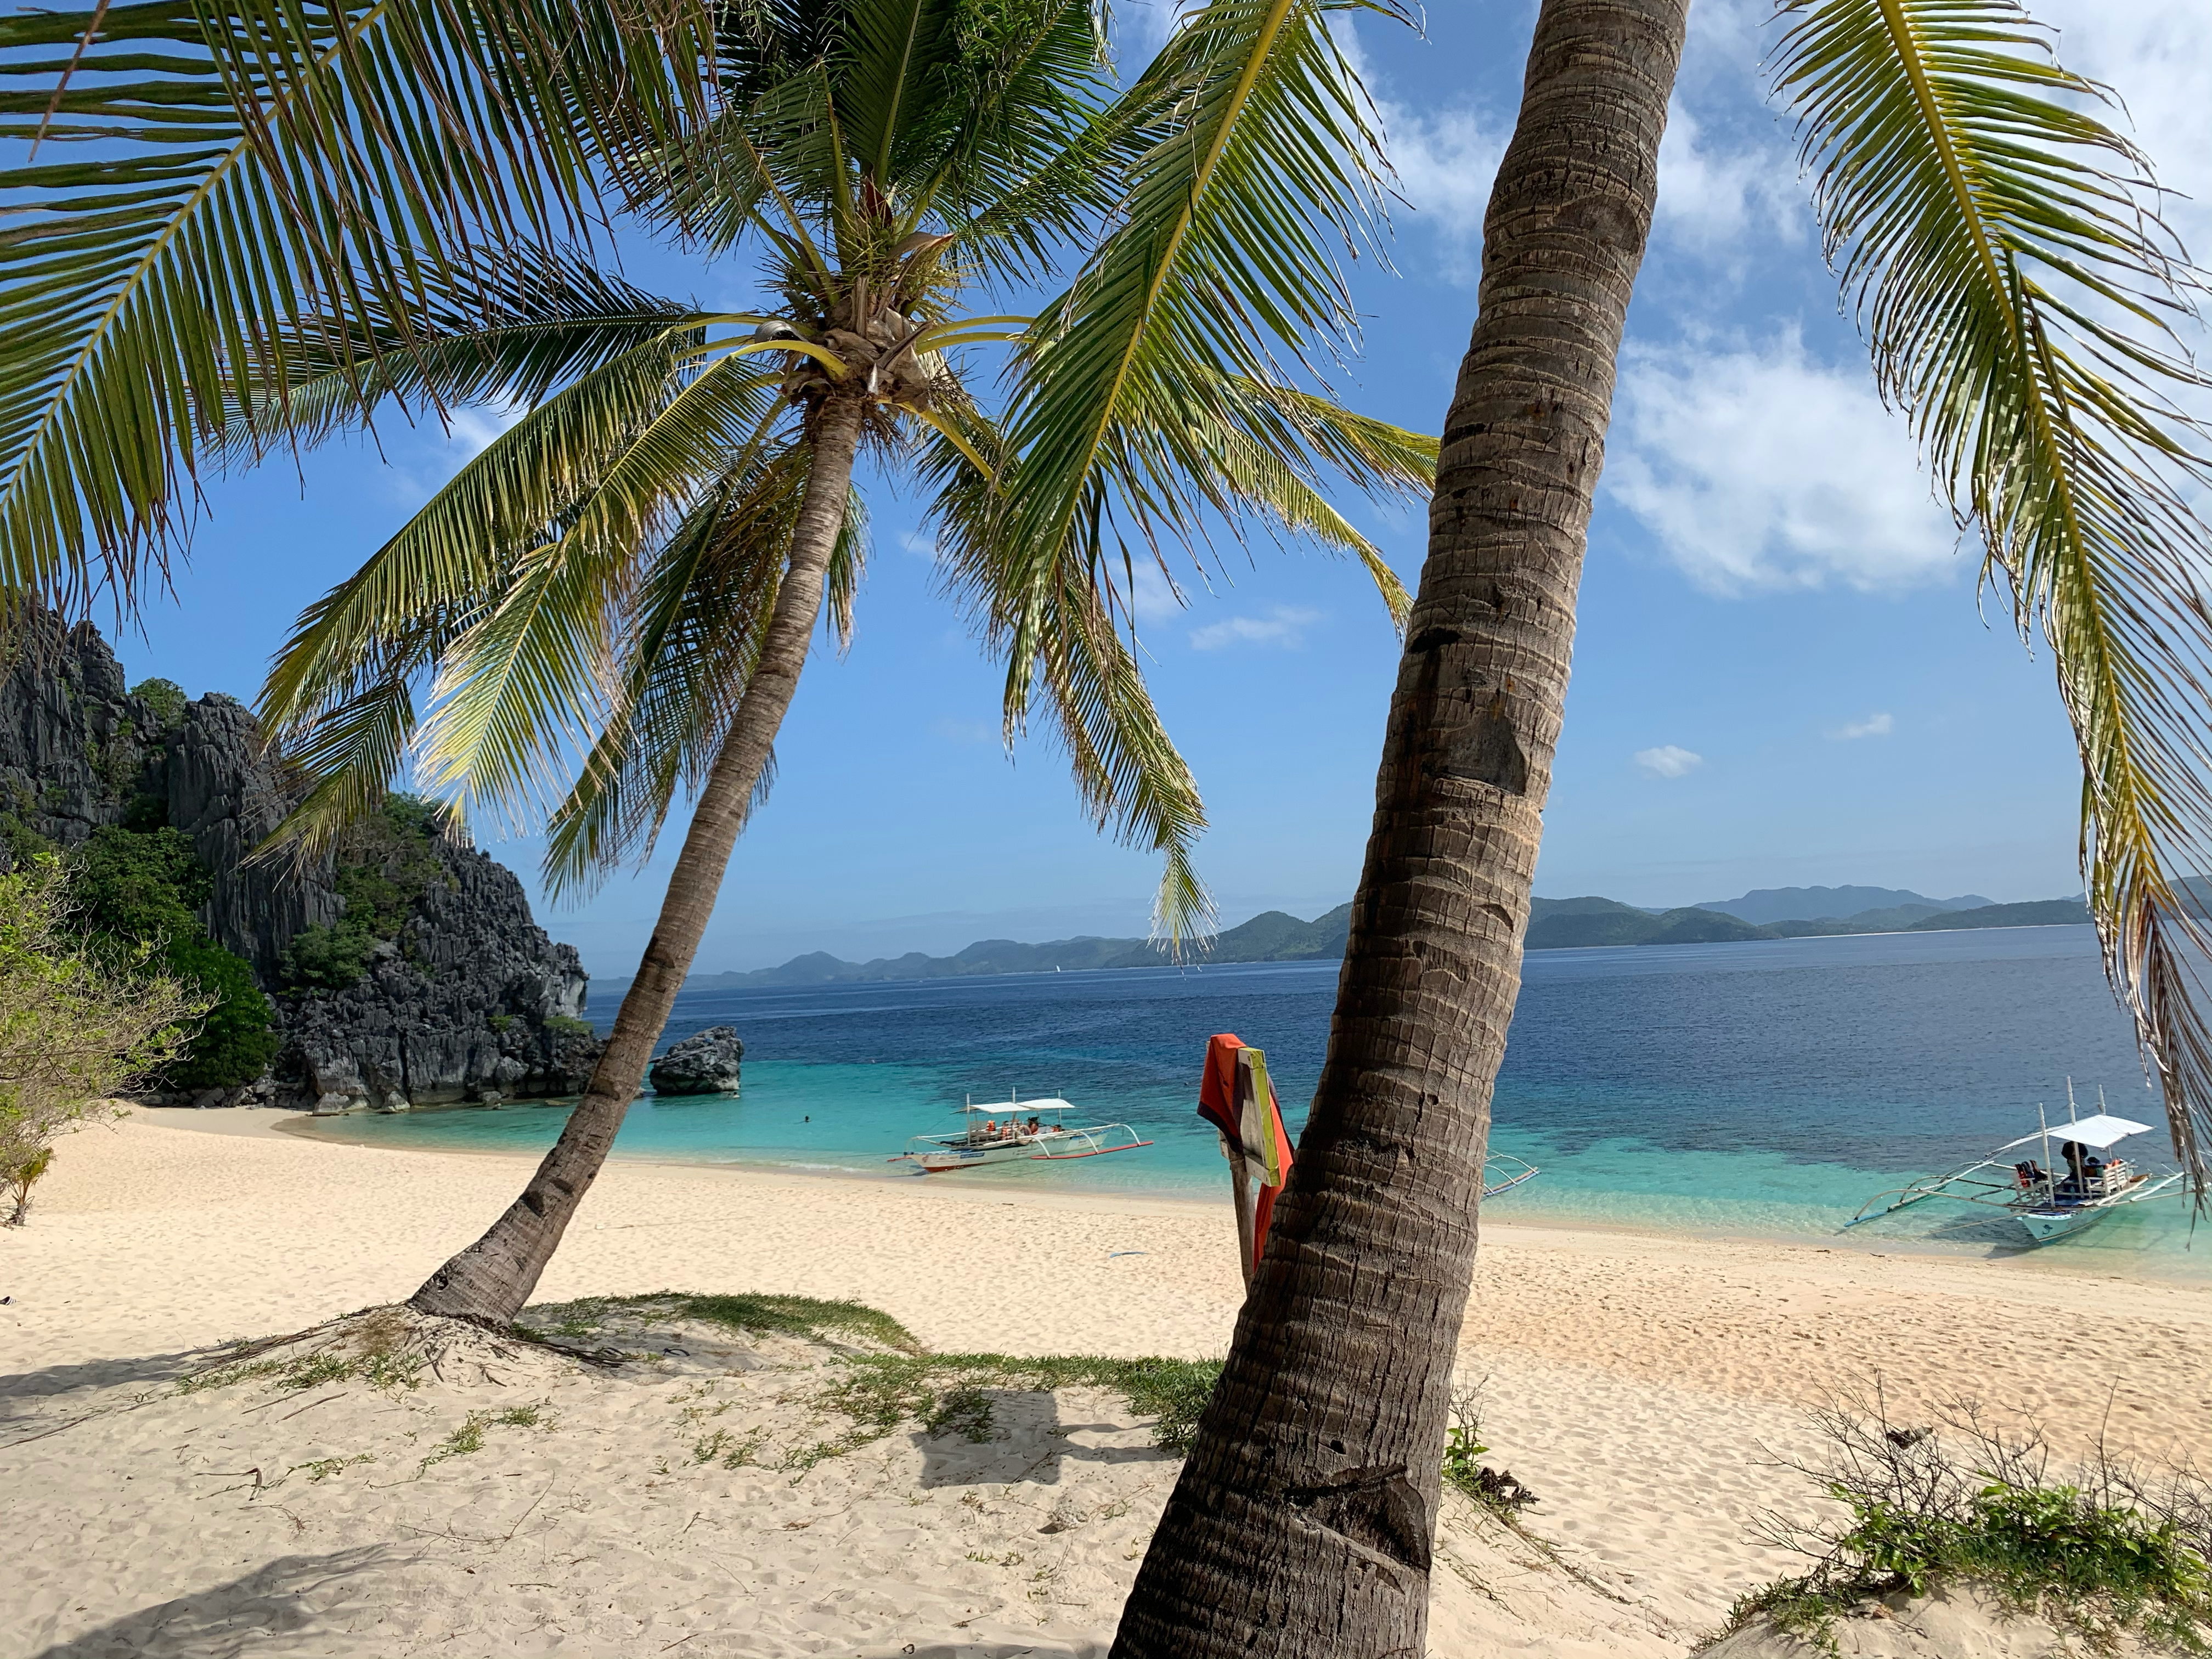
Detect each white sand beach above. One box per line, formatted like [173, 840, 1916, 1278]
[7, 1108, 2210, 1657]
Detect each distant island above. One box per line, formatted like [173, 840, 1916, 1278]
[599, 884, 2093, 1000]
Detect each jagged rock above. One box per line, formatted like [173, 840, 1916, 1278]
[1, 607, 604, 1110]
[648, 1026, 744, 1097]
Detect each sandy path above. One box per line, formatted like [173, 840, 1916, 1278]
[7, 1109, 2209, 1655]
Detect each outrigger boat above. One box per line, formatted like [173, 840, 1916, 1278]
[1847, 1085, 2184, 1245]
[1483, 1151, 1542, 1199]
[894, 1091, 1153, 1173]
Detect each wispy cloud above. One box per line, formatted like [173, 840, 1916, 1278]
[1189, 605, 1323, 651]
[930, 715, 999, 747]
[1829, 712, 1895, 741]
[1331, 16, 1505, 286]
[1604, 330, 1960, 595]
[1654, 100, 1803, 267]
[1634, 744, 1705, 778]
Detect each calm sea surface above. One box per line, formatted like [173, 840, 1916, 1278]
[300, 924, 2207, 1277]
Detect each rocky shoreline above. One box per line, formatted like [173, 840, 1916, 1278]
[2, 610, 604, 1112]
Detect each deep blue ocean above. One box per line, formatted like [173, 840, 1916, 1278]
[300, 923, 2207, 1276]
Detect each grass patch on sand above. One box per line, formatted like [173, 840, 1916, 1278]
[518, 1290, 1220, 1472]
[519, 1291, 922, 1355]
[419, 1404, 551, 1473]
[799, 1351, 1222, 1469]
[1712, 1391, 2212, 1655]
[177, 1306, 426, 1396]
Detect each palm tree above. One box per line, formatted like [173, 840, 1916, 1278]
[2, 0, 1436, 1323]
[1109, 1, 2212, 1654]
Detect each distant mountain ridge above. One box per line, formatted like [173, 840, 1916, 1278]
[600, 904, 1354, 1000]
[603, 884, 2097, 1000]
[1523, 888, 2086, 951]
[1689, 884, 1995, 926]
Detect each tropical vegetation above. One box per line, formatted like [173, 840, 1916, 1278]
[1, 0, 1432, 1321]
[0, 856, 207, 1223]
[9, 0, 2212, 1653]
[69, 825, 280, 1090]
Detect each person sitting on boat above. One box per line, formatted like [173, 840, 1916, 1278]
[1025, 1116, 1042, 1136]
[2059, 1140, 2088, 1198]
[983, 1119, 998, 1139]
[2013, 1159, 2045, 1189]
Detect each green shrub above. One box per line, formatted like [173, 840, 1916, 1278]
[162, 938, 278, 1088]
[1717, 1396, 2212, 1654]
[67, 826, 274, 1087]
[129, 678, 187, 726]
[278, 794, 449, 991]
[545, 1013, 594, 1037]
[71, 826, 208, 942]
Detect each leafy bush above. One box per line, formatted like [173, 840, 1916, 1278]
[278, 794, 450, 991]
[71, 826, 208, 941]
[1, 857, 206, 1222]
[68, 826, 275, 1087]
[162, 938, 279, 1088]
[545, 1014, 595, 1037]
[1719, 1392, 2212, 1654]
[128, 678, 187, 726]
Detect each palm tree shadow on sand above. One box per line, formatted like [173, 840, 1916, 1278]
[913, 1389, 1178, 1490]
[25, 1546, 409, 1659]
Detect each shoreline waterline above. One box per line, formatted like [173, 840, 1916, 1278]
[271, 1101, 2205, 1285]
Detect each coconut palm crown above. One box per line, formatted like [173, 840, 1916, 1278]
[4, 0, 1436, 1319]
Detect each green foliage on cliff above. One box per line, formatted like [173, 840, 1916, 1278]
[69, 826, 277, 1089]
[128, 678, 187, 727]
[280, 795, 453, 991]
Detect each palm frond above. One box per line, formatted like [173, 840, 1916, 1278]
[543, 454, 868, 896]
[1000, 0, 1398, 560]
[217, 261, 709, 464]
[924, 411, 1212, 948]
[1774, 0, 2212, 1184]
[0, 0, 715, 612]
[415, 357, 792, 828]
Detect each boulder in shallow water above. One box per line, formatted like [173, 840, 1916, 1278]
[648, 1026, 744, 1096]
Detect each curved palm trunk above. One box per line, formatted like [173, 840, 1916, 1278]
[410, 394, 869, 1324]
[1108, 3, 1686, 1654]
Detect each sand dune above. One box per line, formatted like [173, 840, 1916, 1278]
[5, 1108, 2208, 1657]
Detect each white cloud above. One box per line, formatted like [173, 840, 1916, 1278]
[1655, 101, 1803, 263]
[1129, 561, 1186, 624]
[1634, 744, 1704, 778]
[1830, 712, 1895, 741]
[1330, 16, 1505, 286]
[1378, 103, 1506, 283]
[445, 402, 525, 456]
[930, 716, 999, 747]
[1189, 605, 1323, 651]
[1604, 330, 1960, 595]
[898, 529, 938, 561]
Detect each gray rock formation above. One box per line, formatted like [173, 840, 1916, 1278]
[648, 1026, 744, 1097]
[1, 609, 603, 1110]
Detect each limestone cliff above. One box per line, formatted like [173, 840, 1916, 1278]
[0, 611, 602, 1110]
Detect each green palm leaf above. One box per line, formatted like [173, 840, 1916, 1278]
[417, 354, 792, 829]
[543, 454, 870, 896]
[1774, 0, 2212, 1182]
[0, 0, 714, 610]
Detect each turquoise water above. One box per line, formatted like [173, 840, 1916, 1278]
[300, 925, 2207, 1277]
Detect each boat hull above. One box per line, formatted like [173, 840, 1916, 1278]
[2016, 1205, 2113, 1244]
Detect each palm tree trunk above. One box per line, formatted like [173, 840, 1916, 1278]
[1108, 3, 1686, 1654]
[409, 393, 870, 1325]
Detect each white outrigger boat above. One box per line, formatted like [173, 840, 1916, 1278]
[1482, 1151, 1541, 1199]
[894, 1091, 1153, 1174]
[1847, 1085, 2185, 1245]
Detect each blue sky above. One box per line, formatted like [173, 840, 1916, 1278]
[104, 0, 2205, 978]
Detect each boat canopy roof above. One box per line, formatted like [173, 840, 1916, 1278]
[1999, 1113, 2157, 1152]
[959, 1097, 1076, 1115]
